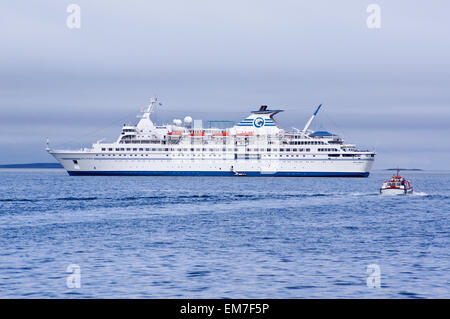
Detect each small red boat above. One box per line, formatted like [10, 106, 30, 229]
[380, 170, 413, 195]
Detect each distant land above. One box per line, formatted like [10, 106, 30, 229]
[384, 168, 423, 171]
[0, 163, 63, 169]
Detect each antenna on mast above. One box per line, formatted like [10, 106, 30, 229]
[301, 104, 323, 133]
[139, 97, 161, 118]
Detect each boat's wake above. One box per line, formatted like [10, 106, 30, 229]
[412, 191, 429, 196]
[378, 191, 430, 197]
[349, 192, 380, 197]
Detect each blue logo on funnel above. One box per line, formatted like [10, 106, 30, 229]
[254, 117, 264, 128]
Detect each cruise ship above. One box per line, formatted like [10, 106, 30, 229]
[48, 98, 375, 177]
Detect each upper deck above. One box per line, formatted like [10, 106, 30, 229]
[49, 99, 375, 160]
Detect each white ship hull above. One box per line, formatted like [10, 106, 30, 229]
[380, 188, 413, 195]
[380, 185, 413, 195]
[50, 151, 373, 177]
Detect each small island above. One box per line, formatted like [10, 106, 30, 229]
[384, 168, 423, 171]
[0, 163, 63, 169]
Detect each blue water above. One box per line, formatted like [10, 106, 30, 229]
[0, 169, 449, 298]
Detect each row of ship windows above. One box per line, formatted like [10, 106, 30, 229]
[117, 140, 334, 147]
[101, 147, 316, 152]
[94, 153, 346, 158]
[289, 141, 326, 145]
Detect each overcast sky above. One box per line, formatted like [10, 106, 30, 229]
[0, 0, 449, 169]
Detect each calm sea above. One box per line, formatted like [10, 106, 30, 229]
[0, 169, 449, 298]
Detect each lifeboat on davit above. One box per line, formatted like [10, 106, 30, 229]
[189, 131, 205, 136]
[380, 170, 413, 195]
[213, 131, 228, 136]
